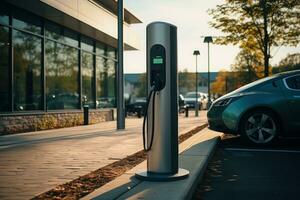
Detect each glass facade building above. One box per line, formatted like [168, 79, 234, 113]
[0, 3, 117, 113]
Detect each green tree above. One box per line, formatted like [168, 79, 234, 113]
[209, 0, 300, 77]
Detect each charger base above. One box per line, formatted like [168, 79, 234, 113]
[135, 168, 189, 182]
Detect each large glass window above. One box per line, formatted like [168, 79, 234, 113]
[96, 56, 116, 108]
[0, 5, 118, 113]
[96, 56, 105, 108]
[0, 26, 9, 111]
[81, 36, 95, 107]
[46, 40, 79, 109]
[12, 10, 42, 34]
[96, 42, 105, 56]
[106, 59, 116, 107]
[107, 46, 116, 60]
[81, 36, 94, 52]
[82, 51, 95, 107]
[45, 22, 63, 41]
[45, 22, 78, 47]
[13, 30, 42, 111]
[0, 4, 9, 25]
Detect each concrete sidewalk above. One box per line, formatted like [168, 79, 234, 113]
[0, 112, 207, 200]
[82, 128, 222, 200]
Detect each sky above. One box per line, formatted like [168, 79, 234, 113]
[123, 0, 299, 73]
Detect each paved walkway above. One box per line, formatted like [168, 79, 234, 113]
[0, 112, 207, 200]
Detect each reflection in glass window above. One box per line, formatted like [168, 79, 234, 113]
[0, 4, 9, 25]
[0, 26, 9, 111]
[13, 30, 42, 111]
[106, 60, 116, 107]
[96, 42, 105, 56]
[82, 52, 95, 107]
[81, 36, 94, 52]
[96, 56, 105, 108]
[96, 56, 116, 108]
[46, 40, 79, 109]
[107, 46, 116, 59]
[13, 10, 41, 34]
[64, 29, 78, 47]
[45, 22, 63, 41]
[45, 22, 78, 47]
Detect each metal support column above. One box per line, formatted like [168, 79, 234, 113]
[208, 42, 211, 106]
[117, 0, 125, 129]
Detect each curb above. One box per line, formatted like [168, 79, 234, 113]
[82, 128, 223, 200]
[183, 131, 221, 200]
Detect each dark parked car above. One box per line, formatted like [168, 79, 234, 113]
[208, 70, 300, 145]
[126, 98, 147, 118]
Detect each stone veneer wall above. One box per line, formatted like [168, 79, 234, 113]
[0, 109, 114, 135]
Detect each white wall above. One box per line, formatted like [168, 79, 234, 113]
[41, 0, 139, 49]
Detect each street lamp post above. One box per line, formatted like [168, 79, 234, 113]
[117, 0, 125, 129]
[204, 36, 213, 108]
[193, 50, 200, 117]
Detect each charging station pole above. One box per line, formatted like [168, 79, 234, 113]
[135, 22, 189, 181]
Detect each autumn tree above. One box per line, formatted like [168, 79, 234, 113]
[209, 0, 300, 77]
[211, 70, 239, 95]
[211, 70, 228, 95]
[272, 53, 300, 73]
[231, 49, 265, 84]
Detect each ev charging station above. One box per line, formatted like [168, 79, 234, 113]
[135, 22, 189, 181]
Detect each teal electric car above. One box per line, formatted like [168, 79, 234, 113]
[208, 70, 300, 145]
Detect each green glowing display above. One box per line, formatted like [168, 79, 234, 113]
[153, 57, 163, 64]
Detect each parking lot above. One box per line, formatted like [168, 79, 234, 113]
[194, 134, 300, 200]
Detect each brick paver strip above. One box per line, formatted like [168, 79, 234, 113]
[0, 112, 207, 200]
[32, 124, 208, 200]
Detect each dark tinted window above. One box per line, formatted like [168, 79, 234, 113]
[0, 26, 9, 111]
[63, 29, 78, 47]
[286, 75, 300, 90]
[82, 52, 95, 107]
[96, 56, 116, 108]
[13, 10, 41, 34]
[96, 56, 105, 108]
[0, 4, 9, 25]
[13, 30, 42, 111]
[45, 22, 78, 47]
[106, 59, 116, 107]
[45, 22, 63, 41]
[96, 42, 105, 56]
[46, 40, 79, 109]
[81, 36, 94, 52]
[107, 46, 116, 59]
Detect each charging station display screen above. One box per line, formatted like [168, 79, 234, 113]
[153, 57, 163, 64]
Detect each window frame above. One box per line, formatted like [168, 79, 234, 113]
[0, 3, 118, 114]
[283, 74, 300, 91]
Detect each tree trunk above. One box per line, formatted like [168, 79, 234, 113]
[262, 0, 269, 77]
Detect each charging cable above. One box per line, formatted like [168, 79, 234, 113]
[142, 86, 156, 151]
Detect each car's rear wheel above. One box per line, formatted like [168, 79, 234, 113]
[240, 110, 279, 145]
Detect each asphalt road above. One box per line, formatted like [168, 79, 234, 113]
[194, 134, 300, 200]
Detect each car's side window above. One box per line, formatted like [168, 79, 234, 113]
[285, 75, 300, 90]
